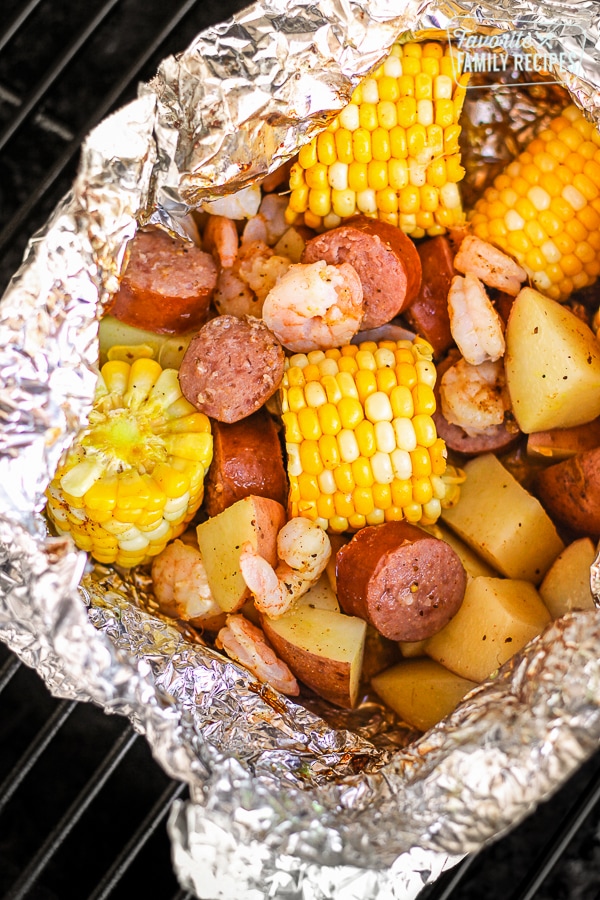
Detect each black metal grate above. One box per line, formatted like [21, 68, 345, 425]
[1, 1, 600, 898]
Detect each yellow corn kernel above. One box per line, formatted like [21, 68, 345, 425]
[352, 457, 374, 487]
[372, 482, 392, 510]
[317, 131, 337, 165]
[355, 369, 378, 403]
[331, 189, 357, 218]
[367, 160, 388, 190]
[398, 185, 420, 214]
[378, 75, 400, 102]
[352, 128, 372, 163]
[353, 487, 375, 516]
[305, 163, 329, 190]
[355, 419, 377, 457]
[359, 102, 378, 132]
[298, 472, 320, 501]
[333, 462, 355, 493]
[397, 97, 417, 130]
[288, 185, 309, 213]
[299, 440, 324, 475]
[298, 140, 318, 169]
[298, 406, 322, 441]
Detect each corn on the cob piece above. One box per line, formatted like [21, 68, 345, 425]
[285, 41, 469, 239]
[281, 338, 453, 533]
[45, 358, 212, 568]
[470, 104, 600, 302]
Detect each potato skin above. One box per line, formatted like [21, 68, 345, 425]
[535, 447, 600, 536]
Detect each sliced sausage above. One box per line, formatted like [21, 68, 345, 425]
[178, 315, 285, 423]
[403, 236, 455, 356]
[335, 521, 466, 641]
[301, 215, 421, 330]
[433, 352, 521, 457]
[108, 227, 217, 334]
[204, 409, 288, 517]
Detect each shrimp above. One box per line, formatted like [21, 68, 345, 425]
[242, 194, 289, 247]
[201, 184, 262, 220]
[151, 538, 225, 630]
[239, 517, 331, 619]
[203, 215, 239, 269]
[439, 356, 512, 437]
[214, 240, 292, 318]
[262, 259, 364, 352]
[454, 234, 527, 296]
[447, 273, 506, 366]
[216, 614, 300, 695]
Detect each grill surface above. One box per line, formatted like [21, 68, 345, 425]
[1, 1, 600, 898]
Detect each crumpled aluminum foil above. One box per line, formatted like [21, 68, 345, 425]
[1, 0, 600, 897]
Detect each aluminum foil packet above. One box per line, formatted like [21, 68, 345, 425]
[1, 0, 600, 897]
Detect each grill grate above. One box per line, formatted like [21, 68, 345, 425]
[1, 1, 600, 898]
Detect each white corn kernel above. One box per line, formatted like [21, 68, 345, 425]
[371, 451, 394, 483]
[440, 182, 461, 209]
[383, 55, 402, 78]
[393, 417, 417, 451]
[339, 103, 360, 131]
[365, 391, 393, 422]
[338, 429, 360, 462]
[374, 420, 396, 453]
[318, 469, 337, 495]
[528, 185, 551, 211]
[356, 188, 377, 214]
[562, 184, 587, 211]
[505, 209, 525, 231]
[328, 161, 349, 191]
[541, 240, 561, 264]
[417, 99, 434, 127]
[362, 78, 380, 103]
[374, 347, 396, 369]
[391, 448, 412, 481]
[286, 443, 302, 476]
[433, 74, 453, 99]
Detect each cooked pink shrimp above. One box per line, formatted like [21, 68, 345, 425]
[151, 538, 225, 630]
[439, 356, 511, 436]
[203, 215, 239, 268]
[262, 260, 364, 352]
[242, 194, 289, 247]
[214, 240, 292, 318]
[239, 517, 331, 619]
[216, 614, 299, 695]
[447, 273, 505, 366]
[454, 234, 527, 296]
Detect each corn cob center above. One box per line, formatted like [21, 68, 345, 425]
[45, 358, 213, 568]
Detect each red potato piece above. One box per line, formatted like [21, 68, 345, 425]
[403, 236, 455, 356]
[527, 418, 600, 460]
[535, 447, 600, 536]
[336, 521, 466, 641]
[204, 409, 288, 517]
[433, 352, 521, 456]
[178, 315, 285, 423]
[108, 228, 217, 334]
[301, 214, 421, 330]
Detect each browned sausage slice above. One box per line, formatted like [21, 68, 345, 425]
[204, 409, 288, 517]
[403, 236, 455, 356]
[535, 447, 600, 536]
[336, 521, 466, 641]
[108, 228, 217, 334]
[301, 215, 421, 330]
[178, 315, 285, 423]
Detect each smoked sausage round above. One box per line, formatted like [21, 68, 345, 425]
[335, 521, 466, 641]
[178, 315, 285, 423]
[301, 215, 421, 330]
[108, 228, 217, 334]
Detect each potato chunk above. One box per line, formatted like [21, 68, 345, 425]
[505, 287, 600, 433]
[539, 538, 598, 619]
[441, 454, 563, 584]
[196, 496, 286, 612]
[371, 658, 477, 732]
[261, 607, 367, 708]
[425, 576, 551, 683]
